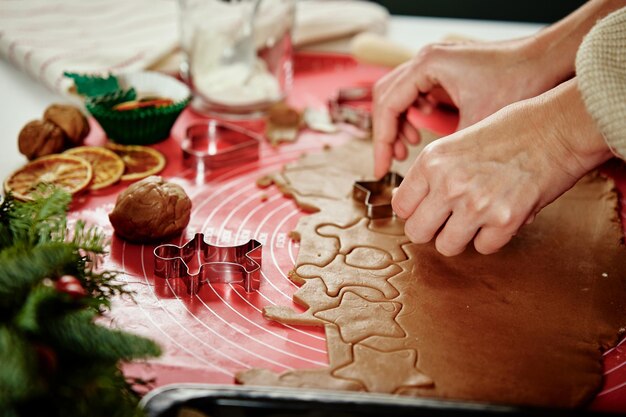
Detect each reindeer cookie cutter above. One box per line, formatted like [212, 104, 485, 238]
[153, 233, 262, 294]
[353, 172, 404, 219]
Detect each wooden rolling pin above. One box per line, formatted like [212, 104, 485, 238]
[350, 32, 415, 67]
[350, 32, 465, 107]
[350, 32, 475, 67]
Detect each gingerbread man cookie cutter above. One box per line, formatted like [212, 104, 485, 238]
[153, 233, 262, 294]
[181, 120, 261, 171]
[353, 172, 404, 219]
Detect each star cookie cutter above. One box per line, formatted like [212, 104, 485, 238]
[328, 86, 372, 131]
[353, 172, 404, 219]
[181, 120, 261, 170]
[153, 233, 262, 294]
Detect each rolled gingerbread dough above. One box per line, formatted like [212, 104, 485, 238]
[239, 132, 626, 408]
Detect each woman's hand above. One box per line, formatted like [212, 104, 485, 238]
[391, 79, 612, 256]
[372, 38, 564, 178]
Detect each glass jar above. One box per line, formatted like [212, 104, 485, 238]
[179, 0, 295, 118]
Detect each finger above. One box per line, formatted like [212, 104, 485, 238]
[434, 211, 481, 256]
[392, 168, 429, 219]
[374, 62, 436, 177]
[394, 135, 409, 161]
[403, 194, 451, 244]
[473, 226, 516, 255]
[372, 64, 412, 178]
[400, 118, 421, 145]
[374, 140, 394, 178]
[373, 68, 402, 101]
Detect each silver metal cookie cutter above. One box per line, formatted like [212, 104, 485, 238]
[153, 233, 262, 294]
[353, 172, 404, 219]
[182, 120, 261, 170]
[328, 86, 372, 131]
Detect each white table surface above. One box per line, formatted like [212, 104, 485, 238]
[0, 15, 543, 183]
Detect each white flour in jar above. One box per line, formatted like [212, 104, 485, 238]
[186, 0, 290, 107]
[193, 59, 281, 106]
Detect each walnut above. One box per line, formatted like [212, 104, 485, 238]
[43, 104, 90, 146]
[18, 120, 66, 160]
[109, 176, 192, 243]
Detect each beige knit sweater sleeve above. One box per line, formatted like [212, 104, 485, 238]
[576, 7, 626, 160]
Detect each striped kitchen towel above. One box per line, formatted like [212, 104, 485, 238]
[0, 0, 387, 95]
[0, 1, 179, 94]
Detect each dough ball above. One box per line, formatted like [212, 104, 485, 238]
[43, 104, 90, 146]
[109, 176, 192, 243]
[18, 120, 66, 160]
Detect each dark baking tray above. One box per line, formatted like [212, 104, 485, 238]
[140, 384, 618, 417]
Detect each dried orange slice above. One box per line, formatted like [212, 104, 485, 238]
[64, 146, 125, 190]
[106, 143, 166, 181]
[4, 154, 93, 201]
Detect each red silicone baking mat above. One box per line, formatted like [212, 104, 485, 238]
[67, 53, 626, 412]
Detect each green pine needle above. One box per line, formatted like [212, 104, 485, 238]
[44, 310, 161, 361]
[70, 220, 108, 254]
[13, 285, 60, 334]
[0, 243, 75, 311]
[0, 326, 41, 406]
[6, 187, 71, 247]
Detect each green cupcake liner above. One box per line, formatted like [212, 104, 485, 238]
[85, 72, 191, 145]
[87, 97, 190, 145]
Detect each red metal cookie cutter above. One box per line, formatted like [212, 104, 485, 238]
[353, 172, 404, 219]
[182, 120, 261, 170]
[328, 86, 372, 131]
[153, 233, 262, 294]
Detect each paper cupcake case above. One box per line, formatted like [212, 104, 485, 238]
[86, 71, 191, 145]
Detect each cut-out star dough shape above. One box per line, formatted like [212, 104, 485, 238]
[333, 344, 433, 393]
[315, 291, 404, 344]
[318, 218, 410, 262]
[295, 254, 401, 298]
[344, 246, 393, 269]
[264, 277, 334, 326]
[264, 277, 389, 326]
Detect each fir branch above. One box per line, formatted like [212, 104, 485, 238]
[43, 310, 161, 362]
[0, 243, 76, 311]
[46, 362, 146, 417]
[13, 285, 59, 334]
[66, 220, 132, 312]
[0, 186, 161, 417]
[0, 326, 41, 407]
[81, 270, 132, 313]
[69, 221, 108, 254]
[7, 188, 71, 247]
